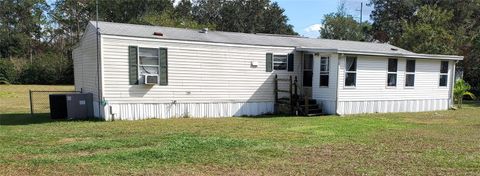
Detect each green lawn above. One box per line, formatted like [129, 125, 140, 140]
[1, 85, 480, 175]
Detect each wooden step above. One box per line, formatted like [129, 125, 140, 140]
[300, 104, 319, 108]
[308, 108, 322, 114]
[299, 99, 317, 105]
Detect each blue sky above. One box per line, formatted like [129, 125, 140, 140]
[272, 0, 373, 38]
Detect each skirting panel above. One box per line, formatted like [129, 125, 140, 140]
[315, 100, 336, 115]
[103, 102, 274, 121]
[337, 99, 450, 115]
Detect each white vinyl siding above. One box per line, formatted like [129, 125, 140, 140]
[312, 54, 338, 114]
[100, 35, 301, 105]
[73, 24, 99, 99]
[336, 56, 454, 115]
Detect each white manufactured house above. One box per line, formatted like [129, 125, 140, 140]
[73, 21, 463, 120]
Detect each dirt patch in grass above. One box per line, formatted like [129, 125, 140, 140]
[57, 137, 91, 144]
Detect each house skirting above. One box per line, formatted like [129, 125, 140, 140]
[103, 101, 274, 121]
[314, 100, 336, 115]
[336, 98, 451, 115]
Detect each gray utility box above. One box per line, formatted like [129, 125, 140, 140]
[49, 93, 94, 120]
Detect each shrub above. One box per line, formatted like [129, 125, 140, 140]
[18, 53, 73, 85]
[454, 79, 477, 108]
[0, 59, 17, 84]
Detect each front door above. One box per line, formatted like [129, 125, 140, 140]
[303, 53, 313, 98]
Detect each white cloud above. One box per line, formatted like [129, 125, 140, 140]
[304, 24, 323, 33]
[301, 24, 322, 38]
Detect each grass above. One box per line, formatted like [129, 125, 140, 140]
[1, 85, 480, 175]
[0, 84, 73, 114]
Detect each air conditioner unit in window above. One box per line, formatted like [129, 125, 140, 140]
[144, 74, 159, 85]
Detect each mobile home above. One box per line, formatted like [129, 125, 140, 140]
[73, 21, 463, 120]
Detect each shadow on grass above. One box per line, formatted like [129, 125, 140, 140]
[238, 114, 292, 119]
[0, 113, 102, 126]
[462, 101, 480, 108]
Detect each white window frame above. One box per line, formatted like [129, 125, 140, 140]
[273, 54, 288, 71]
[320, 56, 329, 87]
[405, 59, 415, 88]
[138, 47, 160, 83]
[439, 61, 449, 87]
[344, 56, 357, 88]
[386, 58, 398, 88]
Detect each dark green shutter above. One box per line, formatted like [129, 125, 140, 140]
[128, 46, 138, 85]
[287, 53, 294, 72]
[266, 53, 273, 72]
[159, 48, 168, 85]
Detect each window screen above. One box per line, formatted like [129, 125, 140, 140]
[345, 56, 357, 87]
[138, 48, 160, 84]
[320, 57, 329, 87]
[273, 55, 287, 70]
[405, 60, 415, 87]
[439, 61, 448, 87]
[387, 59, 398, 87]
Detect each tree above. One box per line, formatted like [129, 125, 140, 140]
[193, 0, 296, 35]
[397, 5, 456, 55]
[175, 0, 193, 19]
[134, 10, 215, 30]
[0, 60, 16, 84]
[262, 2, 296, 35]
[95, 0, 173, 23]
[320, 3, 370, 41]
[192, 0, 223, 26]
[0, 0, 50, 59]
[454, 79, 477, 108]
[50, 0, 93, 55]
[368, 0, 417, 43]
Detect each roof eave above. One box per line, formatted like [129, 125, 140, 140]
[296, 47, 464, 61]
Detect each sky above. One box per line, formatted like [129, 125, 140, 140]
[272, 0, 373, 38]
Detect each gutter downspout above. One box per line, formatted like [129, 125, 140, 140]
[95, 0, 102, 119]
[450, 61, 458, 108]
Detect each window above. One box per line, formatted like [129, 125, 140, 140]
[439, 61, 449, 87]
[320, 57, 329, 87]
[303, 54, 313, 87]
[387, 58, 398, 87]
[128, 46, 168, 85]
[345, 56, 357, 87]
[139, 47, 160, 83]
[405, 60, 415, 87]
[273, 55, 287, 70]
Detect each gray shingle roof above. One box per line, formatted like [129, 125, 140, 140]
[91, 21, 462, 60]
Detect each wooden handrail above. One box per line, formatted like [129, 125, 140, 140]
[274, 74, 300, 115]
[274, 74, 278, 114]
